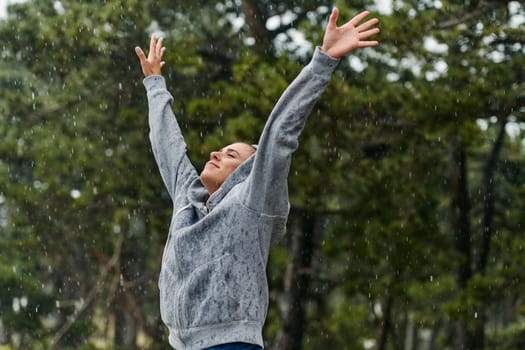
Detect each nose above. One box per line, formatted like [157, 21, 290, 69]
[210, 151, 220, 160]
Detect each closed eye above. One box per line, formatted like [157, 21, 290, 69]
[224, 148, 240, 158]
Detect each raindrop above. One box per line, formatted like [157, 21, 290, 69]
[75, 298, 84, 311]
[12, 298, 21, 313]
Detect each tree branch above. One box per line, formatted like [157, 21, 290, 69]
[50, 232, 124, 349]
[435, 1, 501, 29]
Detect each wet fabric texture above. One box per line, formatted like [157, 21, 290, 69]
[144, 47, 339, 350]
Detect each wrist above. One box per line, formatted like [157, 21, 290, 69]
[320, 46, 338, 59]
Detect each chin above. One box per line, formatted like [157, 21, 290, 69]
[200, 171, 217, 186]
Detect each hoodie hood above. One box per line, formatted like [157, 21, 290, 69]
[188, 152, 256, 213]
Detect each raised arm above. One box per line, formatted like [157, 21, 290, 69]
[242, 8, 380, 216]
[136, 35, 199, 209]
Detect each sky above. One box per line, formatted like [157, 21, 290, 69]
[0, 0, 26, 18]
[0, 0, 6, 18]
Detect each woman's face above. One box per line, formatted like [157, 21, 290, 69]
[200, 142, 256, 195]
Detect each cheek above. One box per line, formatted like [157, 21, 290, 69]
[225, 161, 242, 173]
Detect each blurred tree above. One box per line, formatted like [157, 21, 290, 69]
[0, 0, 523, 349]
[185, 1, 525, 350]
[0, 0, 171, 348]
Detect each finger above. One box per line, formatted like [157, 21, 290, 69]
[160, 46, 166, 59]
[160, 61, 166, 67]
[357, 40, 380, 48]
[135, 46, 146, 61]
[149, 34, 156, 58]
[156, 37, 163, 57]
[327, 7, 339, 29]
[356, 18, 379, 32]
[358, 28, 380, 40]
[349, 10, 370, 27]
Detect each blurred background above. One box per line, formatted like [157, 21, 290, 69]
[0, 0, 524, 349]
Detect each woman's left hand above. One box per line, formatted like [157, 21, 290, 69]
[321, 7, 380, 58]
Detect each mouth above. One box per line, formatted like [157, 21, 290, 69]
[206, 161, 220, 169]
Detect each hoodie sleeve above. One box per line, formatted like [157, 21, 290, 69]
[143, 75, 199, 210]
[242, 47, 339, 216]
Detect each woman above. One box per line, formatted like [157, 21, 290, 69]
[135, 7, 379, 350]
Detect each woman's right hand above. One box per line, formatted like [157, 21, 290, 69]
[135, 34, 166, 77]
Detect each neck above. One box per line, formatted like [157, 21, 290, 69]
[201, 178, 219, 196]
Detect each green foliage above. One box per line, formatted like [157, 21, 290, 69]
[487, 322, 525, 350]
[304, 295, 372, 350]
[0, 0, 523, 349]
[0, 264, 56, 348]
[0, 0, 168, 348]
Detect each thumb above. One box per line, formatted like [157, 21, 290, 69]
[327, 7, 339, 29]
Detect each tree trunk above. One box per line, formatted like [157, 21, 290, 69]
[240, 1, 272, 53]
[377, 287, 393, 350]
[469, 117, 507, 349]
[275, 209, 318, 350]
[114, 290, 138, 349]
[477, 117, 506, 275]
[428, 319, 442, 350]
[51, 235, 97, 349]
[114, 226, 142, 349]
[403, 312, 415, 350]
[449, 142, 473, 349]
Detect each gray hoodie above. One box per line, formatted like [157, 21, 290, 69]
[144, 47, 339, 350]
